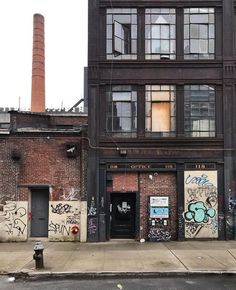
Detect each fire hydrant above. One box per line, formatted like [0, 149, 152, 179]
[33, 241, 44, 269]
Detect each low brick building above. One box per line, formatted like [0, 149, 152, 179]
[0, 111, 88, 242]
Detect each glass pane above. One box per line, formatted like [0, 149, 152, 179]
[146, 25, 151, 39]
[161, 40, 169, 53]
[199, 25, 208, 38]
[152, 25, 160, 38]
[161, 25, 170, 38]
[113, 92, 131, 101]
[190, 25, 199, 38]
[121, 118, 131, 131]
[190, 14, 209, 24]
[184, 25, 189, 38]
[190, 39, 199, 53]
[152, 40, 161, 53]
[170, 25, 175, 39]
[200, 40, 208, 53]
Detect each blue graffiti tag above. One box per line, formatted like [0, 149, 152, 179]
[184, 201, 216, 223]
[185, 174, 213, 187]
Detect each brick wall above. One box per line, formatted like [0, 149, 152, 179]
[139, 173, 177, 240]
[108, 171, 177, 240]
[0, 136, 85, 203]
[112, 173, 138, 192]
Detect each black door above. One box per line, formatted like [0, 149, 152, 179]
[110, 192, 136, 238]
[31, 189, 49, 237]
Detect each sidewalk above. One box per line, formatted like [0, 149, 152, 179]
[1, 240, 236, 279]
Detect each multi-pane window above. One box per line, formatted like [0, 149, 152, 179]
[106, 86, 137, 137]
[106, 9, 137, 60]
[145, 85, 176, 136]
[184, 85, 215, 137]
[184, 8, 215, 59]
[145, 9, 176, 60]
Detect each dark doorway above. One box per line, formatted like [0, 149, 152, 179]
[31, 188, 49, 237]
[110, 192, 136, 238]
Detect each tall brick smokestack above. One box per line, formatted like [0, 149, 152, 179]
[31, 14, 45, 112]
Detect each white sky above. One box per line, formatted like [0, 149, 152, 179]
[0, 0, 88, 110]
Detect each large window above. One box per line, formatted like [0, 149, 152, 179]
[106, 86, 137, 137]
[184, 8, 215, 59]
[145, 85, 176, 136]
[106, 9, 137, 60]
[184, 85, 215, 137]
[145, 9, 176, 60]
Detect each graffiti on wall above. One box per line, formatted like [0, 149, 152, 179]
[88, 217, 97, 235]
[0, 201, 28, 241]
[184, 171, 218, 238]
[61, 188, 80, 201]
[88, 196, 97, 216]
[48, 201, 80, 241]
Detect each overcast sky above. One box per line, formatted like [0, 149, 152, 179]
[0, 0, 88, 110]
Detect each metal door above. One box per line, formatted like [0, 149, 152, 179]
[110, 192, 136, 238]
[31, 189, 49, 237]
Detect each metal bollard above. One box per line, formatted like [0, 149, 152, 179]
[33, 241, 44, 269]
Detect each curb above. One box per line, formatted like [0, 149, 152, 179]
[4, 270, 236, 281]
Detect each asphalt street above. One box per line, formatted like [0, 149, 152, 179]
[1, 275, 236, 290]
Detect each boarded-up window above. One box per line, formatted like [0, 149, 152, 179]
[145, 85, 176, 136]
[152, 102, 170, 131]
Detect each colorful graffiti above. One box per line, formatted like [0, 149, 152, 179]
[184, 171, 218, 239]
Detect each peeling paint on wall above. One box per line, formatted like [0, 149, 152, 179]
[48, 201, 80, 241]
[184, 171, 218, 239]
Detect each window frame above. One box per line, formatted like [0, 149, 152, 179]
[145, 85, 176, 137]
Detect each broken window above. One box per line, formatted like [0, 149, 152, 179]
[106, 9, 137, 60]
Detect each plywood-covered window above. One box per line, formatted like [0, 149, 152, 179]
[145, 85, 176, 137]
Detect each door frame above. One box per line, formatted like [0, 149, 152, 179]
[106, 191, 139, 240]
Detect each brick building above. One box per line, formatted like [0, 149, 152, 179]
[87, 0, 236, 241]
[0, 111, 88, 242]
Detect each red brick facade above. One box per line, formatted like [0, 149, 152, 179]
[0, 112, 87, 205]
[108, 172, 177, 240]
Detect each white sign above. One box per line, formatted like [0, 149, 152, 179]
[150, 196, 169, 207]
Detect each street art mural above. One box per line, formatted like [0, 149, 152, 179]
[184, 171, 218, 238]
[0, 201, 28, 241]
[48, 201, 80, 241]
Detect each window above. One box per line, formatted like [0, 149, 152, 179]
[106, 86, 137, 137]
[184, 8, 215, 59]
[145, 9, 176, 60]
[106, 9, 137, 60]
[184, 85, 215, 137]
[145, 85, 176, 136]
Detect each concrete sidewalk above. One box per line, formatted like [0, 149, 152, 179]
[1, 240, 236, 278]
